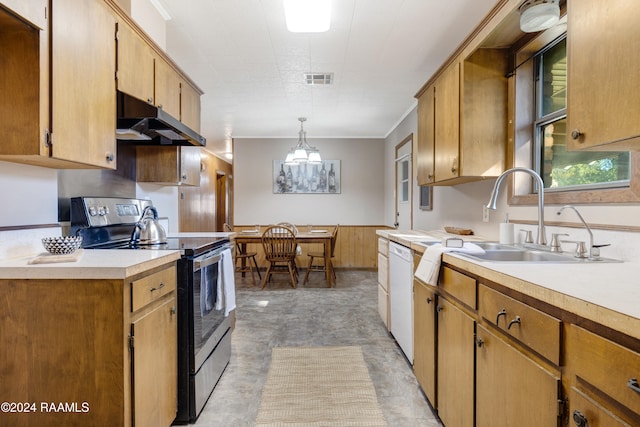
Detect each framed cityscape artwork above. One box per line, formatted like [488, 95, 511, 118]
[273, 160, 341, 194]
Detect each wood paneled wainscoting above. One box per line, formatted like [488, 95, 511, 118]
[233, 225, 392, 270]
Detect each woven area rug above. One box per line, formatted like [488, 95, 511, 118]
[255, 346, 388, 427]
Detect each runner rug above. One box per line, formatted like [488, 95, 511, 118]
[255, 346, 388, 427]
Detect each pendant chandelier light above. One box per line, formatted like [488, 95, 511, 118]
[285, 117, 322, 165]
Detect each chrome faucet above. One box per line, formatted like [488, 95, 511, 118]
[486, 167, 547, 246]
[556, 205, 608, 259]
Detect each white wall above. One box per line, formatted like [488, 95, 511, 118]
[131, 0, 167, 50]
[0, 161, 58, 227]
[384, 108, 640, 244]
[233, 137, 385, 225]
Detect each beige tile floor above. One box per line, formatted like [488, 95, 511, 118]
[184, 269, 441, 427]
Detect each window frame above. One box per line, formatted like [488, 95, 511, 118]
[508, 21, 640, 207]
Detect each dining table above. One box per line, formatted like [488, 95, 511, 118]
[233, 229, 334, 287]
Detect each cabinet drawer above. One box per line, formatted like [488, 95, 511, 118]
[131, 266, 177, 312]
[567, 324, 640, 416]
[378, 252, 388, 290]
[479, 284, 560, 365]
[378, 238, 389, 256]
[569, 387, 633, 427]
[439, 267, 476, 309]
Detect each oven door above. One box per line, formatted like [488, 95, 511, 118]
[192, 249, 227, 372]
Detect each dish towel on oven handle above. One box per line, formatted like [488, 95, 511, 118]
[216, 248, 236, 317]
[414, 243, 485, 286]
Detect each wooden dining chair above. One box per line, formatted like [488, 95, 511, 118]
[224, 223, 262, 285]
[261, 225, 298, 289]
[303, 224, 339, 286]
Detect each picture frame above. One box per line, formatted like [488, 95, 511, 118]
[273, 160, 341, 194]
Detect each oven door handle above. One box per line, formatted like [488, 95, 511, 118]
[194, 253, 223, 271]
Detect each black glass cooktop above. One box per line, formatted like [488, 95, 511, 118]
[88, 236, 229, 256]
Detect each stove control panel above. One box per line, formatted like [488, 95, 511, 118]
[71, 197, 154, 227]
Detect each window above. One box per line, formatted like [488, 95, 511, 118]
[400, 159, 409, 203]
[511, 25, 640, 206]
[534, 37, 630, 191]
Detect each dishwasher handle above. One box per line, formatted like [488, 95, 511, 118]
[389, 242, 412, 261]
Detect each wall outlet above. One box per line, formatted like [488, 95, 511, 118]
[482, 205, 490, 222]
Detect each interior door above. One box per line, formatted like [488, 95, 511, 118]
[395, 134, 413, 229]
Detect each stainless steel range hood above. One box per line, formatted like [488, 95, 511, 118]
[116, 92, 206, 147]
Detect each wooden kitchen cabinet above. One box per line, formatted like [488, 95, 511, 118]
[567, 0, 640, 151]
[50, 0, 117, 168]
[377, 237, 389, 329]
[136, 145, 201, 186]
[416, 48, 508, 186]
[413, 278, 437, 405]
[132, 297, 178, 427]
[0, 0, 116, 169]
[475, 324, 561, 427]
[565, 324, 640, 426]
[154, 56, 182, 120]
[416, 85, 435, 185]
[436, 296, 475, 427]
[181, 80, 202, 132]
[0, 263, 178, 427]
[116, 19, 155, 105]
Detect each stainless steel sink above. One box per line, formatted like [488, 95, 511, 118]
[472, 242, 520, 251]
[457, 248, 622, 263]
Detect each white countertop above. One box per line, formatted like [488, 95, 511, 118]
[379, 228, 640, 340]
[0, 249, 181, 280]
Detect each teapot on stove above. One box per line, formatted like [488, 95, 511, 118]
[130, 206, 167, 245]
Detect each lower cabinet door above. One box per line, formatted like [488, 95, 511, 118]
[437, 297, 475, 427]
[132, 297, 178, 427]
[476, 325, 560, 427]
[413, 280, 436, 405]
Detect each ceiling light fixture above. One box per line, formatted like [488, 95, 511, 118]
[519, 0, 559, 33]
[283, 0, 331, 33]
[285, 117, 322, 165]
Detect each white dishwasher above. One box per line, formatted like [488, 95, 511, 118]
[388, 241, 414, 362]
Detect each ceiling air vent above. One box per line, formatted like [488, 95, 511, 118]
[304, 73, 334, 85]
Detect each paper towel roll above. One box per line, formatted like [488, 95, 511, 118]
[499, 223, 514, 244]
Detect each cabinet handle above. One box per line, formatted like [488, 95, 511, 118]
[572, 410, 588, 427]
[427, 173, 434, 181]
[105, 153, 114, 162]
[150, 282, 165, 292]
[475, 337, 484, 348]
[507, 316, 521, 330]
[628, 378, 640, 393]
[182, 174, 188, 180]
[571, 129, 583, 140]
[147, 97, 153, 104]
[436, 305, 443, 313]
[158, 104, 163, 109]
[451, 158, 457, 174]
[426, 297, 432, 304]
[170, 306, 176, 315]
[496, 308, 507, 325]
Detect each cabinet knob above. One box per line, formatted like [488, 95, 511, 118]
[475, 337, 484, 348]
[427, 173, 434, 181]
[147, 97, 153, 104]
[571, 129, 583, 140]
[572, 410, 588, 427]
[507, 316, 521, 330]
[105, 153, 114, 162]
[436, 305, 443, 313]
[170, 306, 176, 315]
[426, 297, 432, 304]
[182, 174, 188, 180]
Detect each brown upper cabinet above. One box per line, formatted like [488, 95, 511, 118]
[116, 18, 202, 133]
[566, 0, 640, 151]
[136, 145, 201, 186]
[416, 48, 508, 186]
[0, 0, 117, 169]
